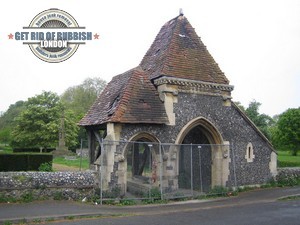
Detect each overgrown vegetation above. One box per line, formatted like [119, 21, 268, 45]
[0, 193, 17, 203]
[142, 187, 163, 204]
[53, 191, 67, 200]
[20, 191, 35, 203]
[275, 176, 300, 187]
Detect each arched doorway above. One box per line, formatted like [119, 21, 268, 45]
[176, 117, 223, 193]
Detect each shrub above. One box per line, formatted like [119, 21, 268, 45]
[38, 162, 53, 172]
[119, 199, 136, 206]
[21, 191, 34, 203]
[209, 185, 229, 196]
[53, 191, 66, 200]
[278, 161, 300, 167]
[276, 176, 300, 187]
[142, 187, 162, 203]
[102, 187, 121, 199]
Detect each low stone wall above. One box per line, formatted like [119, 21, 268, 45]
[1, 168, 299, 202]
[277, 167, 300, 180]
[0, 171, 98, 201]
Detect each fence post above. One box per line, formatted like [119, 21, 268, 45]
[148, 144, 153, 201]
[231, 142, 238, 190]
[79, 139, 83, 171]
[198, 145, 203, 193]
[190, 144, 193, 197]
[159, 143, 163, 200]
[100, 139, 104, 205]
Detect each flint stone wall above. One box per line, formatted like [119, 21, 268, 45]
[277, 167, 300, 180]
[0, 171, 98, 201]
[114, 94, 274, 189]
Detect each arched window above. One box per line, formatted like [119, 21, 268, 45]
[245, 142, 255, 162]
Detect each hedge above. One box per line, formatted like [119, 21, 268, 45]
[0, 153, 53, 171]
[13, 148, 55, 153]
[278, 161, 300, 168]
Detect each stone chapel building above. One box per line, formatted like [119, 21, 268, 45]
[79, 13, 277, 196]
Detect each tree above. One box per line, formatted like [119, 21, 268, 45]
[63, 109, 80, 149]
[0, 101, 25, 146]
[0, 128, 11, 146]
[244, 100, 274, 140]
[61, 77, 107, 146]
[61, 77, 107, 119]
[234, 101, 245, 112]
[0, 101, 25, 128]
[11, 91, 78, 149]
[272, 108, 300, 156]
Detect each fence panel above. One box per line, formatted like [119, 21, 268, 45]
[98, 141, 235, 204]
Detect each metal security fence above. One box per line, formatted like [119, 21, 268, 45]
[96, 140, 237, 204]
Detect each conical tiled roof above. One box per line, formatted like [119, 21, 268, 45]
[79, 67, 168, 126]
[79, 14, 231, 127]
[140, 15, 229, 84]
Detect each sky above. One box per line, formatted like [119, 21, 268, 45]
[1, 0, 299, 117]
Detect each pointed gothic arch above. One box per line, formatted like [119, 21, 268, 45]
[176, 117, 228, 191]
[176, 117, 223, 145]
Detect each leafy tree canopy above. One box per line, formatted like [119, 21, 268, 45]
[11, 91, 78, 149]
[0, 77, 106, 149]
[0, 128, 11, 146]
[271, 108, 300, 156]
[61, 77, 107, 119]
[239, 100, 274, 140]
[0, 100, 25, 129]
[61, 77, 107, 146]
[0, 101, 25, 145]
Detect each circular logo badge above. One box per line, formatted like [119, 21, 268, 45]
[28, 9, 80, 63]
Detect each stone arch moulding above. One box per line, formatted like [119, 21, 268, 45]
[128, 132, 161, 143]
[175, 116, 230, 188]
[175, 117, 224, 145]
[122, 132, 161, 159]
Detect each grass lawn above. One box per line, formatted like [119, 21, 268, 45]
[53, 156, 89, 170]
[277, 151, 300, 167]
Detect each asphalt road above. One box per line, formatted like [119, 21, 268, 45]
[42, 197, 300, 225]
[1, 187, 299, 225]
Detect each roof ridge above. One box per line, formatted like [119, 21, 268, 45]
[140, 14, 230, 85]
[139, 16, 179, 78]
[160, 16, 182, 77]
